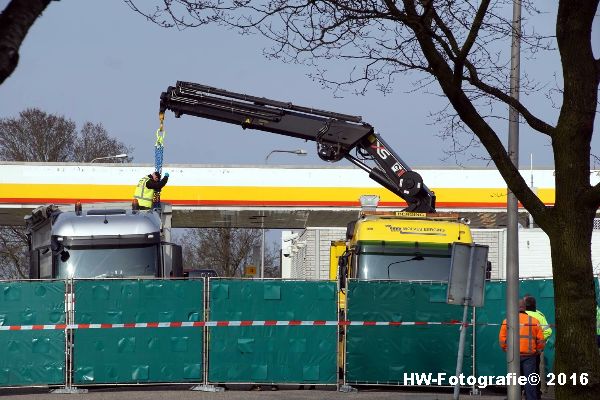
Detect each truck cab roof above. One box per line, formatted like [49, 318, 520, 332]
[52, 209, 161, 237]
[352, 215, 472, 245]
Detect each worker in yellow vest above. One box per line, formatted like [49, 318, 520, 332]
[133, 171, 169, 209]
[524, 296, 552, 340]
[596, 304, 600, 349]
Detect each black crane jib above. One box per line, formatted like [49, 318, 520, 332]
[160, 81, 436, 212]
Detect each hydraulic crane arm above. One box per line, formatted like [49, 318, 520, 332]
[160, 81, 436, 212]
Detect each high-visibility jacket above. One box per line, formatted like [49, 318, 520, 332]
[499, 312, 545, 356]
[596, 306, 600, 335]
[133, 176, 154, 208]
[526, 309, 552, 340]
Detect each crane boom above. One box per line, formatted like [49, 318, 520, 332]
[160, 81, 436, 212]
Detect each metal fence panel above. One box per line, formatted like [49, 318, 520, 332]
[476, 280, 557, 376]
[0, 281, 65, 386]
[73, 328, 202, 384]
[475, 279, 560, 377]
[208, 279, 338, 384]
[345, 280, 472, 385]
[72, 279, 203, 384]
[473, 281, 506, 377]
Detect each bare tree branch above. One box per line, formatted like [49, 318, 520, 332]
[0, 226, 28, 279]
[455, 0, 491, 79]
[0, 0, 52, 85]
[462, 61, 555, 135]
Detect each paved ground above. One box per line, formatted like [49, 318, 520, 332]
[0, 385, 556, 400]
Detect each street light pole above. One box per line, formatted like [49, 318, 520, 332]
[261, 229, 265, 279]
[90, 153, 128, 163]
[260, 148, 308, 277]
[506, 1, 522, 399]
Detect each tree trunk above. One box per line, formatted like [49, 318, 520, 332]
[549, 212, 600, 398]
[543, 2, 600, 397]
[549, 120, 600, 398]
[0, 0, 52, 85]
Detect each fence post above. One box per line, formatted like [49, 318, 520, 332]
[339, 278, 356, 393]
[191, 276, 223, 392]
[51, 279, 87, 394]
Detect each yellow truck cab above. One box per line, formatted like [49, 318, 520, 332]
[332, 212, 473, 307]
[331, 211, 473, 369]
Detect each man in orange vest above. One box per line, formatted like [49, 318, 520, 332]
[499, 299, 545, 400]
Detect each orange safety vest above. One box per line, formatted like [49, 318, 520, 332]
[499, 313, 545, 356]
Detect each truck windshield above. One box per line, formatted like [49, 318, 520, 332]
[356, 243, 452, 281]
[56, 245, 158, 279]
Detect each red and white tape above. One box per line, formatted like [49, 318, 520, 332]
[0, 320, 484, 331]
[0, 324, 68, 331]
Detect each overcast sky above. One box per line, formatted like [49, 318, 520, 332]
[0, 0, 599, 169]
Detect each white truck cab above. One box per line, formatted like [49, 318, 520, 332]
[26, 202, 182, 279]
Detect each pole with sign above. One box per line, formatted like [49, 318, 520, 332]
[447, 243, 489, 399]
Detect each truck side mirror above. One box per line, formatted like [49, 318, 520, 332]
[338, 254, 348, 290]
[60, 251, 70, 263]
[50, 238, 64, 255]
[171, 244, 183, 277]
[161, 243, 183, 278]
[29, 250, 39, 279]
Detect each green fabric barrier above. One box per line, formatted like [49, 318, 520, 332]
[0, 281, 65, 386]
[475, 280, 557, 377]
[208, 279, 338, 384]
[73, 328, 202, 384]
[73, 279, 203, 384]
[345, 281, 473, 385]
[474, 278, 589, 377]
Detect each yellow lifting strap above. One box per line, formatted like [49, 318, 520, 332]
[155, 112, 166, 147]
